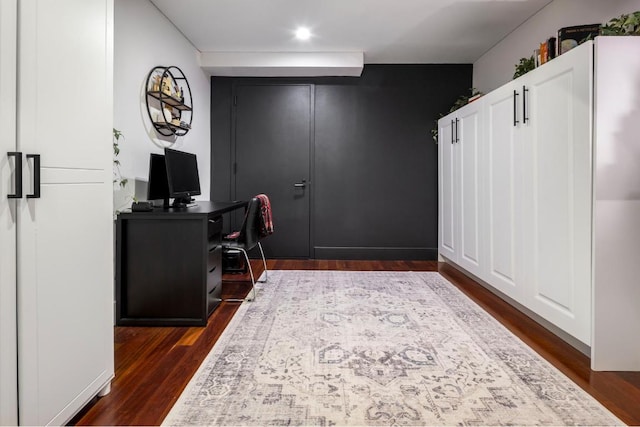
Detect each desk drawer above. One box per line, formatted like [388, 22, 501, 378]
[208, 215, 222, 237]
[207, 272, 221, 296]
[207, 245, 222, 276]
[208, 237, 220, 252]
[206, 277, 222, 316]
[207, 245, 222, 308]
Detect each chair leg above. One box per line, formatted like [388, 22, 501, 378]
[257, 242, 267, 283]
[240, 248, 256, 301]
[221, 248, 256, 302]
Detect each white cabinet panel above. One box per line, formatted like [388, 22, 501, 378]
[483, 84, 523, 299]
[0, 0, 18, 424]
[457, 104, 483, 275]
[523, 44, 592, 345]
[592, 36, 640, 371]
[18, 183, 114, 425]
[438, 118, 456, 260]
[438, 100, 483, 278]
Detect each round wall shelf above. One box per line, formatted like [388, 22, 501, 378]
[145, 66, 193, 137]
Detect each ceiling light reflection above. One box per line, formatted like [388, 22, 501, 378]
[295, 27, 311, 40]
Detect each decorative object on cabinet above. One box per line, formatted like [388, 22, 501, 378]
[431, 88, 483, 143]
[513, 55, 535, 79]
[600, 11, 640, 36]
[537, 37, 556, 64]
[145, 66, 192, 137]
[557, 24, 601, 55]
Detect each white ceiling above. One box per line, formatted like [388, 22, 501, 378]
[150, 0, 553, 75]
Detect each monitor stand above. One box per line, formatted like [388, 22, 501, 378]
[171, 197, 194, 208]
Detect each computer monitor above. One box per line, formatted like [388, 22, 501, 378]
[146, 153, 170, 208]
[164, 147, 201, 208]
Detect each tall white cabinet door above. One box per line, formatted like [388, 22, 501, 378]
[456, 102, 483, 277]
[522, 44, 593, 345]
[0, 0, 18, 425]
[483, 83, 524, 300]
[438, 117, 457, 260]
[16, 0, 114, 425]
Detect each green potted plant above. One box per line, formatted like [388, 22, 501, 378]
[431, 88, 483, 143]
[513, 56, 536, 79]
[601, 11, 640, 35]
[113, 128, 128, 190]
[113, 128, 136, 215]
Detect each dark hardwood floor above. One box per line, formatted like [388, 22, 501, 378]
[71, 260, 640, 426]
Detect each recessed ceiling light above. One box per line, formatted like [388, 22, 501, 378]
[295, 27, 311, 41]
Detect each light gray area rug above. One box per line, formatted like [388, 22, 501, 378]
[163, 271, 622, 426]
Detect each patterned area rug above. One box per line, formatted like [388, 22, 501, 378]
[163, 271, 622, 426]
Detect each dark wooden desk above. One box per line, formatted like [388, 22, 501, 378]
[116, 201, 247, 326]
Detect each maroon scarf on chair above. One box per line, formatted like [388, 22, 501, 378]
[256, 194, 274, 237]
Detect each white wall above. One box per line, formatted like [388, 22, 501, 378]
[114, 0, 210, 209]
[473, 0, 640, 93]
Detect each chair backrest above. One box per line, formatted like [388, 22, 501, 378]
[238, 197, 262, 249]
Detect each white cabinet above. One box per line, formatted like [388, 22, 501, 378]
[440, 37, 640, 370]
[1, 0, 114, 425]
[438, 99, 483, 279]
[458, 43, 593, 344]
[482, 42, 593, 343]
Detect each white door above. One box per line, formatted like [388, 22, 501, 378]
[483, 82, 525, 300]
[456, 101, 483, 277]
[438, 115, 456, 260]
[16, 1, 114, 425]
[522, 43, 593, 344]
[0, 0, 18, 424]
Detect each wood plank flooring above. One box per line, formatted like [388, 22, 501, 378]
[71, 260, 640, 426]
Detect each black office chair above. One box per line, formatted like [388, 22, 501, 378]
[222, 196, 269, 301]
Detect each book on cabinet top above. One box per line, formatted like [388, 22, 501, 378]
[557, 24, 601, 55]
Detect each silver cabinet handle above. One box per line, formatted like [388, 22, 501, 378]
[294, 182, 306, 188]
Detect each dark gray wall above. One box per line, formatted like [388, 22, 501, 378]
[211, 64, 472, 260]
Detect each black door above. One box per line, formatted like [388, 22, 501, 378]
[233, 84, 312, 258]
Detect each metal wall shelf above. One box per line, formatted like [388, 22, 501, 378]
[145, 66, 193, 137]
